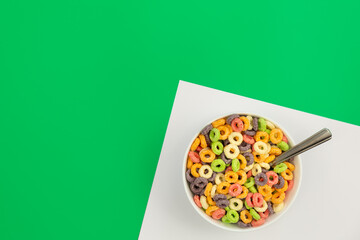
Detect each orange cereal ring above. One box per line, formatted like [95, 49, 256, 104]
[190, 137, 200, 151]
[199, 148, 216, 163]
[254, 131, 269, 143]
[277, 179, 289, 192]
[269, 146, 282, 156]
[212, 118, 226, 128]
[253, 152, 266, 163]
[237, 186, 249, 199]
[281, 169, 293, 181]
[236, 170, 247, 185]
[225, 124, 233, 134]
[225, 171, 238, 183]
[207, 195, 216, 206]
[206, 205, 219, 216]
[199, 134, 208, 148]
[240, 116, 250, 131]
[284, 162, 295, 171]
[237, 154, 247, 169]
[270, 128, 284, 144]
[217, 125, 231, 140]
[240, 210, 253, 224]
[271, 191, 285, 204]
[187, 158, 193, 169]
[264, 154, 276, 163]
[258, 185, 272, 197]
[204, 182, 213, 197]
[217, 182, 230, 194]
[264, 193, 272, 202]
[191, 163, 202, 178]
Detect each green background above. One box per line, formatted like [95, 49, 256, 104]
[0, 0, 359, 239]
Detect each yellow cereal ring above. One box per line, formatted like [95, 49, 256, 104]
[212, 118, 226, 128]
[270, 128, 284, 144]
[236, 170, 247, 185]
[271, 191, 285, 204]
[225, 171, 238, 183]
[237, 154, 247, 169]
[258, 185, 272, 197]
[187, 158, 193, 169]
[236, 186, 248, 199]
[199, 134, 208, 148]
[217, 182, 230, 194]
[199, 148, 216, 163]
[191, 163, 202, 178]
[269, 146, 282, 156]
[281, 169, 293, 181]
[204, 182, 213, 197]
[190, 137, 200, 151]
[277, 180, 288, 192]
[225, 124, 233, 134]
[218, 125, 231, 140]
[284, 162, 295, 171]
[254, 131, 269, 143]
[264, 193, 272, 202]
[240, 210, 253, 224]
[240, 116, 250, 131]
[253, 152, 266, 163]
[206, 205, 219, 216]
[264, 154, 276, 163]
[207, 195, 216, 206]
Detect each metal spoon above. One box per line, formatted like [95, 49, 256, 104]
[269, 128, 332, 167]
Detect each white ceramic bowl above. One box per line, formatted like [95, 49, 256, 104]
[183, 113, 302, 231]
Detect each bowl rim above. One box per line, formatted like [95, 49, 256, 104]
[182, 112, 302, 232]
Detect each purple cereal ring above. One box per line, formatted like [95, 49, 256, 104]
[274, 175, 285, 189]
[226, 114, 240, 125]
[186, 169, 195, 182]
[204, 133, 212, 146]
[267, 201, 274, 215]
[239, 141, 251, 151]
[253, 117, 259, 131]
[213, 194, 227, 202]
[208, 172, 216, 182]
[254, 172, 268, 186]
[221, 152, 232, 165]
[237, 221, 251, 228]
[200, 188, 206, 196]
[201, 124, 213, 135]
[244, 130, 256, 136]
[190, 182, 203, 194]
[194, 177, 208, 189]
[261, 168, 268, 174]
[216, 199, 230, 208]
[242, 152, 254, 166]
[223, 139, 230, 146]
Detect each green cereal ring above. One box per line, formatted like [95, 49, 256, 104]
[225, 206, 230, 211]
[244, 177, 255, 188]
[274, 163, 288, 174]
[277, 141, 290, 151]
[244, 200, 251, 210]
[211, 141, 224, 155]
[226, 209, 239, 223]
[232, 159, 240, 172]
[265, 129, 271, 135]
[250, 208, 260, 220]
[258, 118, 267, 132]
[249, 186, 258, 193]
[210, 128, 220, 142]
[221, 215, 232, 223]
[211, 159, 226, 172]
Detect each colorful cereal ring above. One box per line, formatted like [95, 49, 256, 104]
[207, 195, 216, 206]
[218, 125, 231, 140]
[199, 148, 216, 163]
[187, 158, 193, 169]
[191, 163, 202, 177]
[286, 180, 294, 192]
[199, 134, 208, 148]
[226, 209, 240, 223]
[282, 134, 288, 143]
[229, 198, 243, 211]
[237, 154, 247, 169]
[240, 116, 250, 131]
[269, 146, 282, 156]
[211, 159, 226, 172]
[277, 141, 289, 151]
[204, 182, 213, 197]
[277, 179, 288, 192]
[245, 192, 254, 208]
[217, 182, 231, 194]
[240, 210, 253, 224]
[259, 209, 269, 219]
[231, 118, 244, 132]
[215, 173, 225, 185]
[250, 208, 261, 220]
[244, 177, 255, 188]
[228, 183, 242, 197]
[252, 193, 264, 207]
[246, 116, 253, 130]
[225, 171, 238, 183]
[251, 217, 265, 227]
[236, 170, 247, 185]
[284, 162, 295, 171]
[273, 202, 284, 213]
[236, 185, 248, 199]
[274, 163, 288, 174]
[281, 169, 293, 180]
[228, 132, 243, 145]
[248, 186, 258, 193]
[211, 141, 224, 155]
[188, 151, 200, 163]
[194, 195, 202, 208]
[266, 171, 279, 186]
[253, 141, 268, 154]
[252, 163, 262, 176]
[243, 135, 255, 144]
[264, 154, 276, 163]
[271, 191, 285, 204]
[253, 152, 266, 163]
[270, 128, 283, 144]
[224, 144, 240, 159]
[190, 138, 200, 151]
[209, 128, 220, 142]
[212, 208, 226, 220]
[199, 165, 213, 179]
[232, 158, 240, 172]
[210, 185, 217, 198]
[254, 131, 269, 143]
[259, 162, 270, 170]
[258, 118, 267, 131]
[212, 118, 226, 128]
[254, 200, 268, 212]
[206, 205, 219, 216]
[200, 195, 209, 209]
[258, 184, 272, 197]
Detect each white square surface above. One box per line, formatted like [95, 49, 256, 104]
[139, 81, 360, 240]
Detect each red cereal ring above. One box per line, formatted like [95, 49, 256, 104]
[282, 134, 288, 143]
[231, 118, 244, 132]
[188, 151, 200, 163]
[266, 171, 278, 186]
[259, 209, 269, 219]
[229, 183, 243, 197]
[225, 166, 233, 173]
[247, 170, 252, 178]
[251, 217, 266, 227]
[243, 134, 255, 144]
[212, 208, 226, 220]
[196, 146, 202, 152]
[194, 195, 202, 208]
[286, 180, 294, 192]
[245, 192, 254, 208]
[252, 193, 264, 207]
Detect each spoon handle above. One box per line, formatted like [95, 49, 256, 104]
[269, 128, 332, 167]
